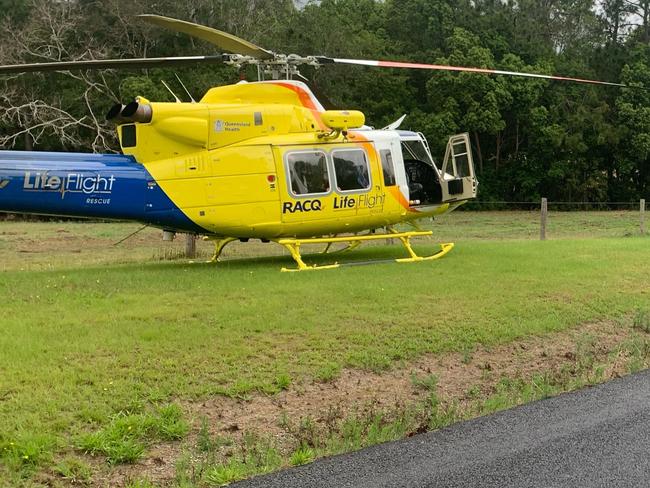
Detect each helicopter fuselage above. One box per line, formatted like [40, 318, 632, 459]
[0, 81, 477, 240]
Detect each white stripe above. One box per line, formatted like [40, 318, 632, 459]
[333, 58, 379, 67]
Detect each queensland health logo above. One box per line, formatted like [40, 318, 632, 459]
[23, 171, 116, 199]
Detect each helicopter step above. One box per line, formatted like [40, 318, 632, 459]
[274, 231, 454, 272]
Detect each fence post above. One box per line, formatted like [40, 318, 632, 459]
[642, 199, 646, 235]
[385, 226, 394, 246]
[540, 197, 548, 241]
[185, 234, 197, 258]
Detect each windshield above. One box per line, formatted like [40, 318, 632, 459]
[400, 139, 438, 171]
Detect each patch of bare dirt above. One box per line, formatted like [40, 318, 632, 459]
[95, 320, 636, 487]
[190, 321, 630, 440]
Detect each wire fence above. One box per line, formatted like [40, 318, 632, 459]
[428, 197, 647, 242]
[0, 200, 645, 264]
[464, 200, 645, 211]
[0, 199, 646, 260]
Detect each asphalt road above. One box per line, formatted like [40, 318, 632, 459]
[236, 369, 650, 487]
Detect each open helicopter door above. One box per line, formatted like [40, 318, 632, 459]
[440, 133, 478, 202]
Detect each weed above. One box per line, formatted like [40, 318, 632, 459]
[290, 447, 314, 466]
[323, 407, 419, 456]
[633, 309, 650, 333]
[466, 385, 481, 398]
[411, 373, 439, 392]
[529, 372, 559, 399]
[157, 404, 190, 440]
[0, 433, 55, 476]
[620, 334, 650, 373]
[203, 435, 282, 486]
[125, 479, 157, 488]
[574, 335, 597, 373]
[78, 404, 189, 464]
[197, 417, 214, 454]
[349, 351, 392, 372]
[205, 461, 247, 486]
[428, 401, 461, 431]
[241, 433, 282, 472]
[175, 450, 195, 486]
[461, 348, 474, 364]
[274, 373, 292, 391]
[105, 439, 146, 464]
[282, 416, 320, 449]
[53, 456, 92, 484]
[277, 411, 290, 431]
[315, 362, 341, 382]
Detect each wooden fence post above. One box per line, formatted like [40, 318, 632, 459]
[641, 199, 646, 235]
[185, 234, 197, 258]
[540, 197, 548, 241]
[385, 226, 394, 246]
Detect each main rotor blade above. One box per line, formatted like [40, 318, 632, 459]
[139, 14, 274, 60]
[317, 57, 630, 88]
[0, 55, 224, 75]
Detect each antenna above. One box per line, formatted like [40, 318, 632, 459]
[161, 80, 182, 103]
[174, 74, 196, 103]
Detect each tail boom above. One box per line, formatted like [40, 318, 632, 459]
[0, 151, 205, 233]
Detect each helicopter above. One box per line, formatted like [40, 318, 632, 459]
[0, 15, 632, 271]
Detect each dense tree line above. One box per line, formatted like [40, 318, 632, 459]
[1, 0, 650, 203]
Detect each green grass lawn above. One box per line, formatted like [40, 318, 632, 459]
[0, 211, 648, 485]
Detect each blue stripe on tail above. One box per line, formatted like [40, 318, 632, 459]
[0, 151, 207, 234]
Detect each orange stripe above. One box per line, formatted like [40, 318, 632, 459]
[350, 131, 412, 212]
[272, 82, 327, 130]
[387, 185, 412, 211]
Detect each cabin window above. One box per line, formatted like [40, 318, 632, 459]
[380, 149, 396, 187]
[332, 149, 371, 192]
[452, 142, 471, 177]
[286, 151, 330, 196]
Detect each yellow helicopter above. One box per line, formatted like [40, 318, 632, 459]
[0, 15, 628, 271]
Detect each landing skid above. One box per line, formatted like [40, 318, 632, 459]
[276, 231, 454, 272]
[205, 231, 454, 271]
[205, 236, 238, 262]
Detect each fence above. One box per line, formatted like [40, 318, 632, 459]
[454, 198, 646, 240]
[1, 199, 647, 259]
[533, 198, 645, 240]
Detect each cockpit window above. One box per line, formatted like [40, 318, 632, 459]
[286, 151, 330, 196]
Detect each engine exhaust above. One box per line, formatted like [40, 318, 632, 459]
[121, 102, 153, 124]
[106, 103, 129, 125]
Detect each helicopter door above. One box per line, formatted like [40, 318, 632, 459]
[440, 133, 477, 202]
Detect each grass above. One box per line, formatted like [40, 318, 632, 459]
[428, 209, 645, 240]
[0, 210, 645, 272]
[0, 211, 648, 484]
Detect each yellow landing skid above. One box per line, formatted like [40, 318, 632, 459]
[276, 231, 454, 272]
